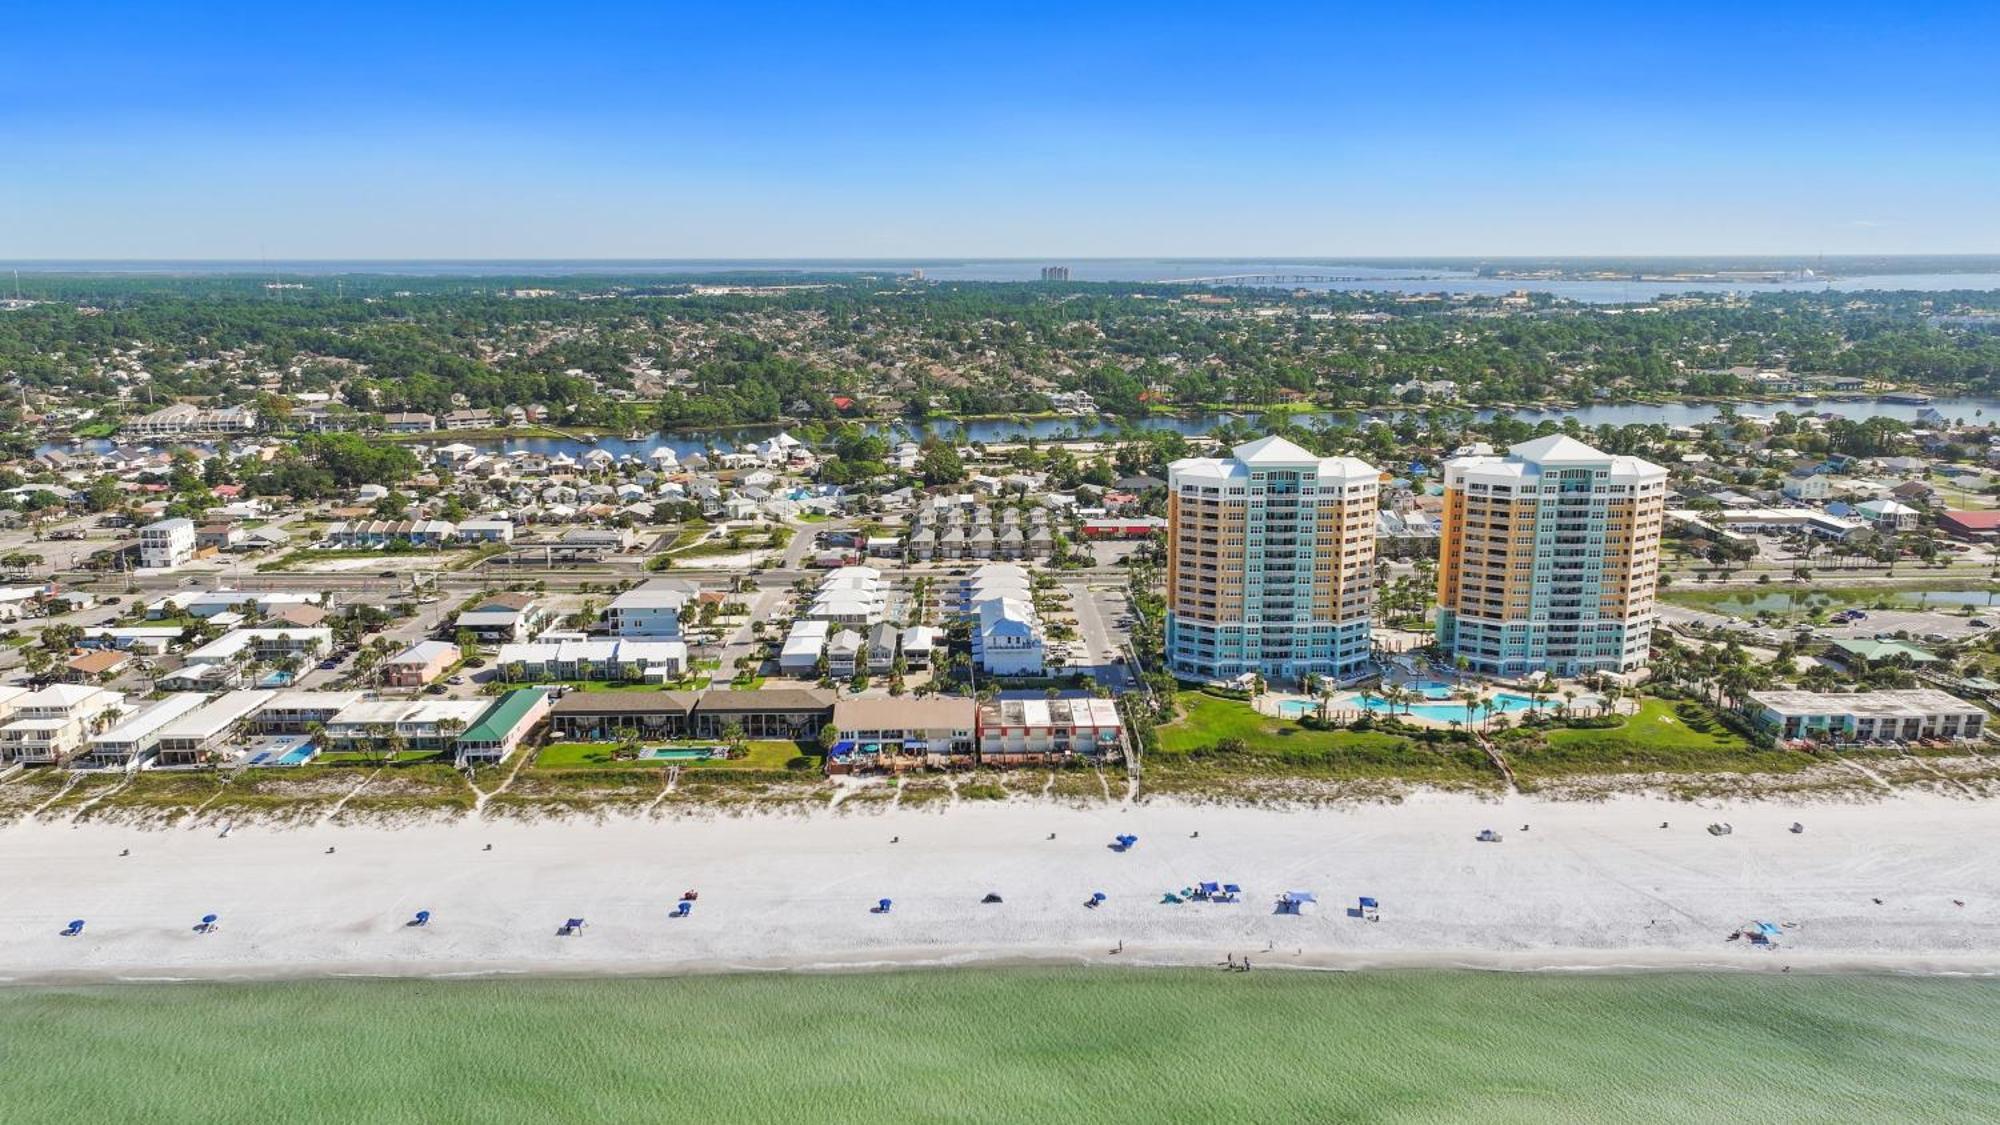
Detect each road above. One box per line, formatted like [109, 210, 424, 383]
[1064, 578, 1135, 692]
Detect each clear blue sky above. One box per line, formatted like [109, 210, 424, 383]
[4, 1, 1996, 258]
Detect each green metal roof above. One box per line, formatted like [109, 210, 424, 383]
[459, 689, 548, 744]
[1831, 638, 1938, 664]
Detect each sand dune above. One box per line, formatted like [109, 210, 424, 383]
[4, 793, 1999, 983]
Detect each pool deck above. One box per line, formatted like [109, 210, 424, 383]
[1257, 677, 1607, 729]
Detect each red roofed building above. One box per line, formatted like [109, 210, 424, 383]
[1938, 510, 2000, 542]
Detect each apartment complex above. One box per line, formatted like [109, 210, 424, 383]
[139, 517, 196, 570]
[1164, 436, 1380, 683]
[1436, 436, 1667, 677]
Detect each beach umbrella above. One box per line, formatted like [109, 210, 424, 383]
[62, 920, 85, 936]
[411, 910, 431, 927]
[1092, 892, 1107, 902]
[1358, 897, 1378, 909]
[877, 898, 893, 913]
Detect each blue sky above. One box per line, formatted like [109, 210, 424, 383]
[3, 2, 1996, 258]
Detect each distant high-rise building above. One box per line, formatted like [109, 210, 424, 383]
[1436, 436, 1667, 677]
[1165, 436, 1379, 683]
[1040, 265, 1070, 281]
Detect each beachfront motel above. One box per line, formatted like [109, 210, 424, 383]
[1750, 689, 1987, 744]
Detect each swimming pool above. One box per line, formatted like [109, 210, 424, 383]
[1360, 692, 1552, 724]
[1282, 692, 1569, 724]
[645, 746, 726, 761]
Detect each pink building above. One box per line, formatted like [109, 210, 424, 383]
[384, 640, 459, 688]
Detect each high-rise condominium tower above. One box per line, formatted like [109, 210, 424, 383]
[1165, 436, 1379, 683]
[1436, 435, 1667, 676]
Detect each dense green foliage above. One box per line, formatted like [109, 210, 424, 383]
[6, 273, 2000, 444]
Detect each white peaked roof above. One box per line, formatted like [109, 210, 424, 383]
[1231, 435, 1319, 464]
[1508, 434, 1610, 465]
[1169, 436, 1378, 486]
[1445, 435, 1667, 486]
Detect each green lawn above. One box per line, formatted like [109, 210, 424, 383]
[1152, 692, 1496, 785]
[313, 750, 446, 766]
[535, 739, 808, 771]
[1508, 698, 1804, 780]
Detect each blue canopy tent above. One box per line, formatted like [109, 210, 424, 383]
[559, 917, 586, 935]
[673, 901, 693, 918]
[874, 898, 893, 914]
[1112, 834, 1138, 852]
[1220, 883, 1242, 902]
[1356, 896, 1380, 920]
[1751, 921, 1782, 944]
[1279, 892, 1316, 915]
[1197, 881, 1221, 899]
[1087, 892, 1107, 908]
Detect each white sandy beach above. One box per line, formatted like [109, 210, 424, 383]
[5, 793, 2000, 983]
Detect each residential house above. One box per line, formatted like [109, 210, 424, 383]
[384, 640, 459, 687]
[453, 688, 552, 767]
[603, 581, 694, 637]
[455, 593, 547, 643]
[0, 685, 127, 766]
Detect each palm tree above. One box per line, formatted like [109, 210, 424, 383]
[1560, 689, 1577, 719]
[1459, 689, 1480, 733]
[1479, 697, 1496, 732]
[435, 717, 466, 758]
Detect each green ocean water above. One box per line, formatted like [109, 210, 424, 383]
[2, 969, 1997, 1123]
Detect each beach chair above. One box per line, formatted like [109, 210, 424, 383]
[1087, 892, 1107, 909]
[681, 890, 699, 901]
[61, 919, 85, 937]
[559, 917, 586, 936]
[673, 901, 692, 918]
[1160, 892, 1183, 904]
